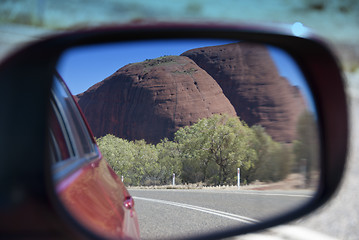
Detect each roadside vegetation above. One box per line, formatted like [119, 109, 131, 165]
[97, 113, 318, 187]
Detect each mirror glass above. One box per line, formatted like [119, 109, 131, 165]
[54, 39, 319, 239]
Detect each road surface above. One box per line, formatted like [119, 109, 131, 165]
[129, 189, 313, 239]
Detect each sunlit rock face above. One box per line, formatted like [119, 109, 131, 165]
[77, 55, 237, 143]
[182, 43, 306, 143]
[77, 43, 306, 144]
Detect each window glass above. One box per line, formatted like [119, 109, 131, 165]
[48, 99, 72, 162]
[51, 74, 95, 159]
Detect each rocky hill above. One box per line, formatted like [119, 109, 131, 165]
[77, 43, 306, 143]
[77, 55, 236, 143]
[182, 42, 306, 143]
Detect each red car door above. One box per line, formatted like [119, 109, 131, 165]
[49, 73, 140, 239]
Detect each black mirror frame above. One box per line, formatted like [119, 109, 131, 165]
[0, 23, 348, 239]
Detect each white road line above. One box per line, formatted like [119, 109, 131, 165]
[131, 189, 312, 198]
[133, 196, 259, 224]
[233, 191, 312, 198]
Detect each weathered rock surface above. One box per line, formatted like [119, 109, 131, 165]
[77, 55, 237, 143]
[181, 42, 306, 143]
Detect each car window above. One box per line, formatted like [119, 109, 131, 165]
[50, 74, 95, 159]
[49, 74, 100, 182]
[48, 98, 72, 163]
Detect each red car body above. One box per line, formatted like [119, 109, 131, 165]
[49, 73, 140, 239]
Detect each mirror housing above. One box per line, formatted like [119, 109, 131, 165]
[0, 23, 348, 239]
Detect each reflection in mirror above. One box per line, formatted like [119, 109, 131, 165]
[55, 39, 319, 239]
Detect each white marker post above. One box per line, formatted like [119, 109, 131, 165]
[121, 175, 124, 183]
[172, 173, 175, 186]
[237, 168, 240, 190]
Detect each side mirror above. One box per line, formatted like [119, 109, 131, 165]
[0, 23, 348, 240]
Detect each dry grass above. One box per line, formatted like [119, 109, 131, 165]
[128, 173, 315, 191]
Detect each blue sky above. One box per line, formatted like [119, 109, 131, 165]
[57, 39, 314, 110]
[57, 39, 236, 94]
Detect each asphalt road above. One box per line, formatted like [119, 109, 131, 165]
[129, 189, 313, 239]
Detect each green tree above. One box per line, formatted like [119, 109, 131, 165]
[156, 138, 182, 184]
[293, 111, 319, 187]
[174, 119, 213, 183]
[97, 135, 181, 186]
[96, 115, 295, 187]
[249, 125, 292, 183]
[131, 140, 159, 186]
[96, 134, 134, 179]
[175, 114, 256, 185]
